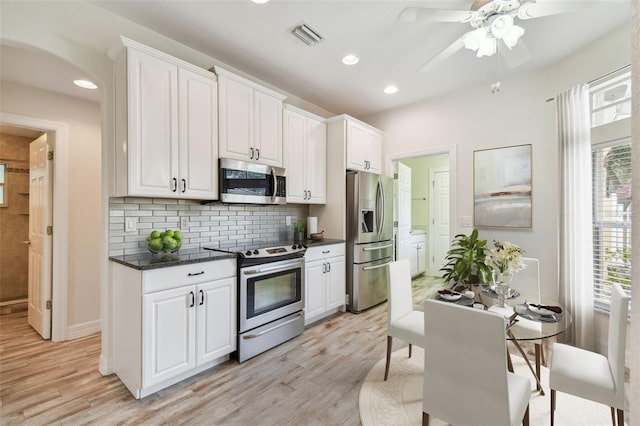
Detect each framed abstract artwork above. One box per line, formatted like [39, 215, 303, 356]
[474, 144, 532, 228]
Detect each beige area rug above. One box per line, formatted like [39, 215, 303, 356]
[359, 347, 614, 426]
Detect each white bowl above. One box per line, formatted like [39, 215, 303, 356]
[439, 293, 462, 302]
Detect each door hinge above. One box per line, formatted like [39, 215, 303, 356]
[393, 173, 398, 179]
[48, 151, 54, 161]
[432, 180, 435, 188]
[46, 300, 52, 310]
[47, 226, 53, 235]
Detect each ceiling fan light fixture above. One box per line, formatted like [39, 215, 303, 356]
[503, 25, 524, 49]
[490, 14, 514, 39]
[462, 27, 488, 51]
[477, 35, 497, 57]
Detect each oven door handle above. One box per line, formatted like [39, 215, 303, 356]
[362, 243, 393, 251]
[243, 261, 303, 275]
[362, 260, 393, 271]
[242, 312, 304, 339]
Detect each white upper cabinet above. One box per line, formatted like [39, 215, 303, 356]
[216, 67, 286, 167]
[346, 119, 382, 174]
[283, 105, 326, 204]
[112, 37, 218, 199]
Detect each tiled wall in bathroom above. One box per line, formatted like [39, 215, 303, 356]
[108, 197, 309, 257]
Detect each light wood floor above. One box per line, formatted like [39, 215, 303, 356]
[0, 276, 445, 425]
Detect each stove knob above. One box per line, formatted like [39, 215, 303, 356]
[245, 250, 252, 256]
[253, 249, 259, 255]
[292, 244, 297, 249]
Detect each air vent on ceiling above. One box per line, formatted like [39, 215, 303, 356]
[292, 23, 324, 46]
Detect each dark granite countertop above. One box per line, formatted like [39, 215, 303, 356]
[109, 248, 236, 271]
[110, 239, 345, 271]
[301, 238, 345, 247]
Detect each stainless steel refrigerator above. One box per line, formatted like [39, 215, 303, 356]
[346, 170, 394, 313]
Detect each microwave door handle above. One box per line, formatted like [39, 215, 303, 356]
[271, 168, 278, 201]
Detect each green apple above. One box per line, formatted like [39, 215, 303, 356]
[173, 230, 183, 241]
[150, 230, 161, 239]
[148, 238, 163, 252]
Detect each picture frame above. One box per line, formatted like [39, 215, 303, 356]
[473, 144, 532, 228]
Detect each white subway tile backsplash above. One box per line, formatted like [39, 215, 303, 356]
[109, 197, 309, 254]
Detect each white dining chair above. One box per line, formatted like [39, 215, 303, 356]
[549, 283, 630, 426]
[384, 259, 424, 381]
[423, 299, 530, 426]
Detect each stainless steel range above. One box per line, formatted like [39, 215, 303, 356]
[204, 241, 306, 362]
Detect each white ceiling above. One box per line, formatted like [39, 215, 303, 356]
[0, 1, 631, 118]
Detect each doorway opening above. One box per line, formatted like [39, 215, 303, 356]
[392, 146, 457, 283]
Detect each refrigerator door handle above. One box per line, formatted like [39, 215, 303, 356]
[362, 243, 393, 251]
[376, 180, 385, 238]
[362, 260, 393, 271]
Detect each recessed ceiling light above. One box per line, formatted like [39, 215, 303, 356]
[74, 79, 98, 90]
[251, 0, 269, 3]
[384, 86, 398, 94]
[341, 54, 359, 65]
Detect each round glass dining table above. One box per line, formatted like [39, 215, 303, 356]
[481, 286, 572, 395]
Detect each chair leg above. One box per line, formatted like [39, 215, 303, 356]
[550, 389, 556, 426]
[384, 336, 393, 381]
[616, 408, 624, 426]
[523, 404, 529, 426]
[535, 344, 542, 391]
[422, 412, 430, 426]
[409, 343, 412, 358]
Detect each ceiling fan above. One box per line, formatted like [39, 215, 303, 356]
[400, 0, 593, 73]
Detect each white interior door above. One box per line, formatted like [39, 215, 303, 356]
[396, 162, 411, 261]
[28, 134, 52, 339]
[430, 168, 450, 275]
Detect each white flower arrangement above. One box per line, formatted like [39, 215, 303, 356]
[485, 240, 526, 275]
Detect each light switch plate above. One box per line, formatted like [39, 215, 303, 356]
[125, 217, 137, 232]
[461, 216, 472, 226]
[286, 216, 292, 226]
[180, 217, 189, 229]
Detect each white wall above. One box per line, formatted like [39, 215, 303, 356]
[366, 23, 631, 303]
[0, 81, 102, 330]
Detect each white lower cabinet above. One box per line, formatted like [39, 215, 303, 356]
[113, 259, 236, 398]
[304, 243, 346, 325]
[409, 233, 426, 277]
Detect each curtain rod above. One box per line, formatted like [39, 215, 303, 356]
[545, 64, 631, 103]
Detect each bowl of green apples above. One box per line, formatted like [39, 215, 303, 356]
[146, 229, 183, 254]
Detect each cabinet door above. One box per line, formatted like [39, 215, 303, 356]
[218, 76, 253, 162]
[306, 118, 327, 204]
[283, 109, 307, 203]
[417, 242, 426, 274]
[305, 260, 326, 323]
[366, 131, 382, 174]
[178, 68, 218, 199]
[346, 122, 367, 171]
[325, 256, 346, 310]
[128, 49, 178, 197]
[196, 277, 236, 365]
[253, 90, 283, 167]
[143, 286, 196, 387]
[409, 241, 418, 276]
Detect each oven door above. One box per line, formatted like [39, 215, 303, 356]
[239, 257, 304, 333]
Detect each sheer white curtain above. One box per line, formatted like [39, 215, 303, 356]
[557, 84, 595, 350]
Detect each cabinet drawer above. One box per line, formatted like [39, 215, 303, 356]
[305, 243, 345, 263]
[143, 259, 236, 293]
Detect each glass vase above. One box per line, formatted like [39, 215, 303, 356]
[493, 271, 512, 308]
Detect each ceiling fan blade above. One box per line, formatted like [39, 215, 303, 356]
[498, 39, 531, 69]
[517, 0, 595, 19]
[398, 7, 474, 22]
[419, 36, 466, 73]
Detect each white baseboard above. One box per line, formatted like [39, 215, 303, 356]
[99, 354, 113, 376]
[66, 319, 101, 340]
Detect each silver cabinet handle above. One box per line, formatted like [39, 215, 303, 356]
[172, 177, 178, 192]
[182, 178, 186, 193]
[256, 148, 260, 160]
[22, 240, 31, 245]
[322, 263, 327, 273]
[188, 271, 205, 276]
[327, 262, 331, 272]
[242, 312, 303, 339]
[308, 190, 311, 200]
[250, 147, 254, 159]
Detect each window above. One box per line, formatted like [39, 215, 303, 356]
[0, 163, 6, 207]
[589, 67, 631, 308]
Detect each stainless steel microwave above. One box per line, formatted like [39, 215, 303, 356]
[219, 158, 286, 205]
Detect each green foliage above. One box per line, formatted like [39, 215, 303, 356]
[440, 229, 492, 286]
[293, 221, 305, 232]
